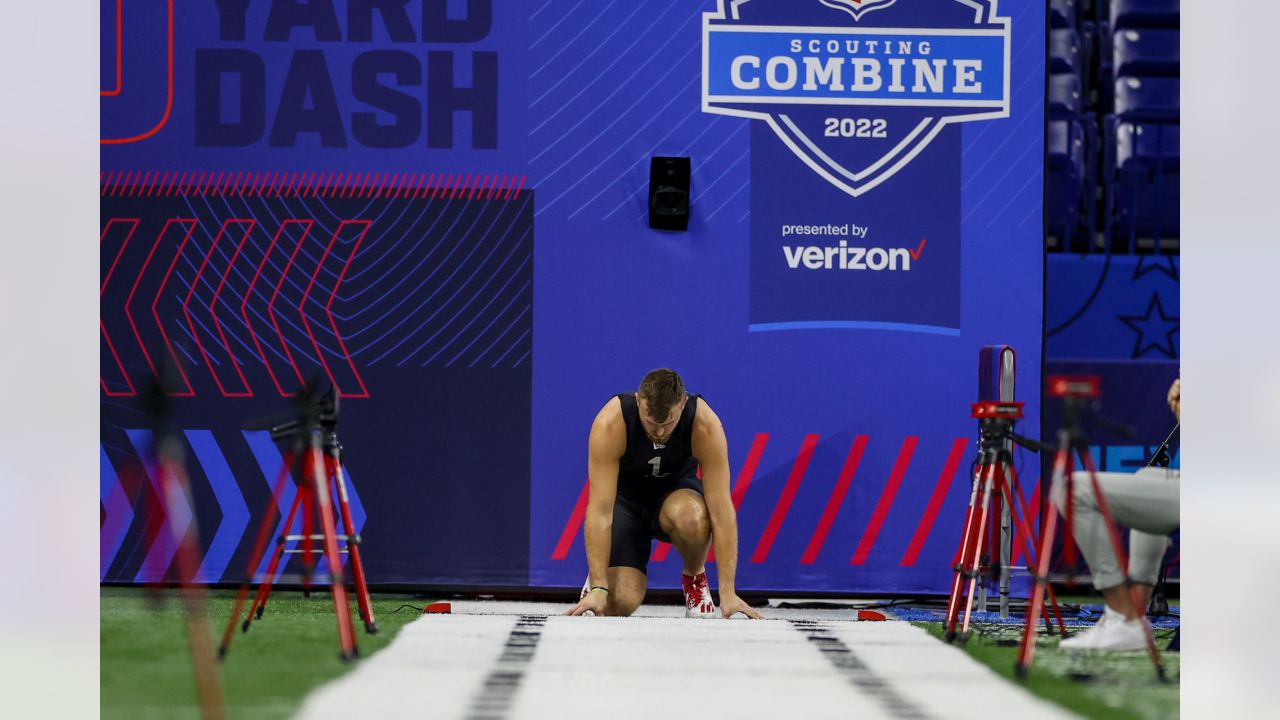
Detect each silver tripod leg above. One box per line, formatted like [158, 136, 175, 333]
[999, 498, 1012, 618]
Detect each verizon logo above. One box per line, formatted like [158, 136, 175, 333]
[782, 239, 926, 271]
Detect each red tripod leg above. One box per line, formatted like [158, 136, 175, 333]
[219, 454, 293, 659]
[309, 445, 358, 660]
[1001, 465, 1067, 637]
[159, 455, 227, 719]
[246, 488, 304, 625]
[1077, 452, 1167, 681]
[1016, 445, 1070, 678]
[301, 453, 316, 594]
[945, 464, 987, 641]
[328, 453, 377, 633]
[960, 462, 998, 639]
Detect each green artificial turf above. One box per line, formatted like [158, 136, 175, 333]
[104, 587, 1179, 720]
[916, 617, 1180, 720]
[101, 587, 424, 720]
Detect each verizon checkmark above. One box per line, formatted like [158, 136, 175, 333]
[909, 238, 927, 261]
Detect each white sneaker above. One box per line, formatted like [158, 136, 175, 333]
[1060, 606, 1149, 651]
[682, 571, 717, 619]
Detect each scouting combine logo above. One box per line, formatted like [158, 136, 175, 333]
[702, 0, 1011, 196]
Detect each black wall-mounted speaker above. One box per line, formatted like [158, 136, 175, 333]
[648, 156, 690, 231]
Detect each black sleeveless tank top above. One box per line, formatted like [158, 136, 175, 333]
[616, 393, 700, 498]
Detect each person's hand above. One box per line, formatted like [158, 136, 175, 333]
[1167, 378, 1180, 420]
[719, 592, 762, 619]
[564, 588, 609, 616]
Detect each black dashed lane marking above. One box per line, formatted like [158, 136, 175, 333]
[789, 619, 931, 720]
[465, 615, 548, 720]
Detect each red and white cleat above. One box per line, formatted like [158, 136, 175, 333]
[682, 571, 717, 619]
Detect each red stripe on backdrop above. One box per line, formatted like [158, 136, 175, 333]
[899, 437, 971, 566]
[551, 479, 592, 560]
[751, 434, 819, 563]
[707, 431, 771, 563]
[850, 435, 920, 565]
[800, 435, 870, 565]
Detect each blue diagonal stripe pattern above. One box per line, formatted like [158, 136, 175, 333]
[100, 446, 134, 581]
[126, 429, 193, 583]
[243, 430, 299, 582]
[529, 1, 750, 223]
[186, 430, 250, 583]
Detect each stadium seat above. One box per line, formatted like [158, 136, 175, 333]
[1105, 116, 1180, 247]
[1050, 0, 1078, 29]
[1111, 0, 1180, 30]
[1049, 74, 1084, 117]
[1114, 29, 1179, 77]
[1047, 120, 1090, 247]
[1049, 28, 1083, 76]
[1116, 123, 1179, 172]
[1114, 76, 1179, 122]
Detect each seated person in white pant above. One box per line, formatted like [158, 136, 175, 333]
[1056, 378, 1180, 651]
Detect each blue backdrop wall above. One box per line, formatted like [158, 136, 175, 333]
[100, 0, 1045, 595]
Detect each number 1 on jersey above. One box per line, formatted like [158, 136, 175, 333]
[648, 456, 668, 478]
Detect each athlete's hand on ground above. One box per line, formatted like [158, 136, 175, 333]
[719, 592, 762, 619]
[564, 589, 608, 616]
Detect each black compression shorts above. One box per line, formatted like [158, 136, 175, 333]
[609, 472, 703, 574]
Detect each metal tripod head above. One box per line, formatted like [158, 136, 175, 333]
[971, 401, 1049, 460]
[269, 383, 339, 439]
[1046, 375, 1136, 457]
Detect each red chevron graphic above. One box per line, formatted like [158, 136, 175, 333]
[103, 171, 521, 396]
[243, 220, 313, 396]
[101, 218, 140, 396]
[300, 220, 372, 398]
[800, 435, 870, 565]
[125, 219, 197, 396]
[899, 437, 970, 566]
[182, 219, 256, 397]
[552, 478, 592, 561]
[850, 436, 920, 565]
[751, 434, 820, 563]
[267, 222, 312, 394]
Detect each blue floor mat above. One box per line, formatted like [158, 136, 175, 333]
[891, 604, 1180, 630]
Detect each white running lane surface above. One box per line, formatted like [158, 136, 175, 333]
[295, 602, 1076, 720]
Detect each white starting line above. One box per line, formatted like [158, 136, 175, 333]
[295, 601, 1076, 720]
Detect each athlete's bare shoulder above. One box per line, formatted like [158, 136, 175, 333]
[691, 396, 726, 440]
[592, 395, 623, 428]
[589, 396, 626, 458]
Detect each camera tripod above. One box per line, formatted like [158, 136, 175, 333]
[218, 387, 376, 661]
[1016, 376, 1166, 681]
[944, 400, 1067, 643]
